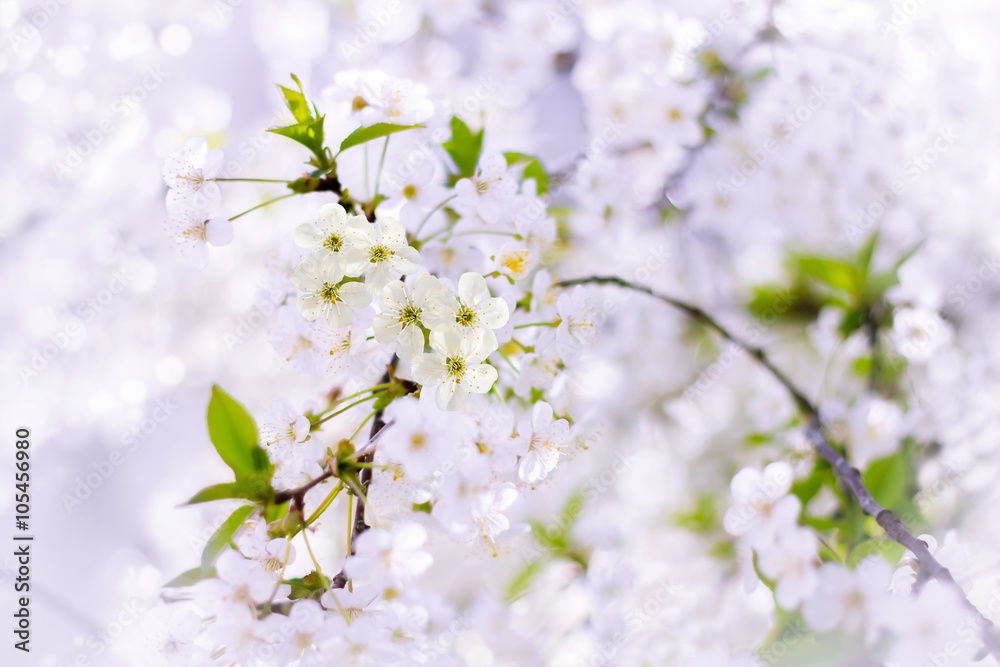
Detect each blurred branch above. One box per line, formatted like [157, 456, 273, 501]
[557, 274, 1000, 658]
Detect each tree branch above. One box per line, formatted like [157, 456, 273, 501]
[558, 275, 1000, 657]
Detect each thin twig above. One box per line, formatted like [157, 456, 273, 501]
[557, 275, 1000, 657]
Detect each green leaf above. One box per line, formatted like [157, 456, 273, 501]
[673, 493, 719, 534]
[165, 566, 216, 588]
[201, 505, 255, 573]
[269, 74, 329, 169]
[286, 571, 332, 601]
[504, 152, 550, 194]
[338, 123, 421, 155]
[207, 385, 273, 480]
[857, 230, 880, 281]
[505, 559, 545, 601]
[278, 74, 314, 124]
[186, 479, 274, 505]
[443, 116, 484, 179]
[863, 450, 912, 511]
[797, 256, 862, 294]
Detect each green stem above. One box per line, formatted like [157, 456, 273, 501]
[306, 482, 344, 527]
[301, 530, 351, 624]
[372, 136, 390, 202]
[414, 195, 458, 238]
[312, 395, 379, 429]
[212, 178, 289, 183]
[228, 193, 297, 221]
[514, 321, 558, 329]
[347, 410, 378, 444]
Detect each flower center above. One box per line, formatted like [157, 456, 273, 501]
[352, 95, 368, 112]
[668, 108, 683, 122]
[370, 244, 392, 263]
[402, 184, 418, 199]
[323, 233, 343, 252]
[501, 250, 530, 275]
[456, 305, 477, 327]
[399, 304, 422, 326]
[319, 282, 340, 303]
[445, 357, 466, 379]
[411, 433, 426, 449]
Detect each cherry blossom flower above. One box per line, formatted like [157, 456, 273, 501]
[423, 272, 510, 349]
[292, 253, 372, 328]
[411, 329, 500, 410]
[344, 522, 433, 589]
[722, 462, 800, 549]
[373, 273, 447, 361]
[515, 401, 571, 483]
[342, 216, 422, 291]
[293, 202, 367, 274]
[162, 137, 223, 212]
[165, 210, 232, 268]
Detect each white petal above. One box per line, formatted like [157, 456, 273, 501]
[396, 325, 425, 361]
[205, 217, 233, 247]
[458, 272, 489, 306]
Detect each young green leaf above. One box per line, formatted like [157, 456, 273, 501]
[201, 505, 256, 574]
[164, 566, 217, 588]
[186, 478, 274, 505]
[338, 123, 422, 155]
[443, 116, 484, 179]
[504, 152, 550, 194]
[207, 385, 273, 480]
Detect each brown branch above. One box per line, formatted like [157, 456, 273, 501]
[558, 275, 1000, 657]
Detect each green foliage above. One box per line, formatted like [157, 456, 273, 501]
[268, 74, 331, 170]
[286, 571, 332, 601]
[338, 123, 422, 155]
[863, 449, 913, 511]
[207, 385, 273, 480]
[186, 479, 273, 505]
[673, 493, 719, 535]
[201, 505, 255, 574]
[505, 559, 546, 602]
[165, 566, 217, 588]
[503, 152, 550, 194]
[442, 116, 484, 181]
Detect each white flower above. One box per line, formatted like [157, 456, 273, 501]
[411, 329, 499, 410]
[722, 461, 800, 549]
[344, 522, 433, 588]
[313, 311, 385, 382]
[470, 482, 518, 544]
[423, 272, 509, 350]
[292, 254, 372, 328]
[373, 274, 447, 361]
[236, 520, 295, 578]
[360, 77, 435, 126]
[886, 580, 980, 666]
[494, 242, 536, 282]
[380, 395, 474, 480]
[166, 210, 232, 268]
[801, 559, 894, 644]
[342, 216, 421, 290]
[163, 137, 223, 212]
[891, 307, 952, 363]
[556, 286, 598, 348]
[756, 527, 818, 610]
[293, 203, 367, 274]
[846, 395, 904, 469]
[515, 401, 571, 483]
[192, 549, 287, 613]
[453, 153, 518, 222]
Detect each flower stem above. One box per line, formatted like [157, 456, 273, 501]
[228, 193, 297, 221]
[212, 178, 289, 183]
[312, 394, 379, 429]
